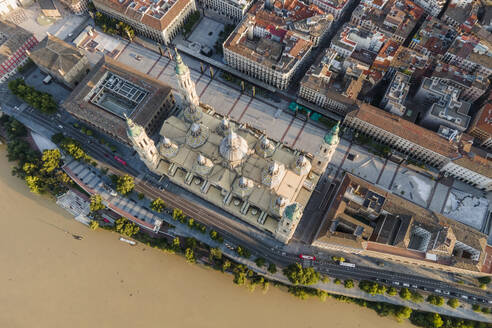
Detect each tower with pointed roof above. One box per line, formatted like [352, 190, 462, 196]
[312, 121, 340, 175]
[126, 116, 159, 169]
[174, 48, 201, 122]
[275, 202, 303, 244]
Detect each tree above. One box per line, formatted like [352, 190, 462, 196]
[387, 287, 398, 296]
[209, 229, 223, 243]
[22, 162, 37, 175]
[427, 295, 444, 306]
[411, 291, 424, 303]
[25, 175, 43, 193]
[344, 280, 354, 289]
[186, 237, 197, 249]
[267, 263, 277, 274]
[40, 149, 61, 173]
[283, 263, 320, 285]
[447, 298, 459, 309]
[235, 245, 251, 258]
[172, 208, 185, 221]
[89, 194, 105, 212]
[114, 217, 139, 237]
[116, 174, 134, 195]
[150, 198, 165, 212]
[334, 278, 342, 285]
[472, 304, 480, 312]
[399, 287, 412, 300]
[172, 237, 181, 251]
[478, 276, 491, 285]
[209, 247, 222, 261]
[90, 220, 99, 230]
[185, 248, 196, 263]
[255, 257, 266, 268]
[395, 306, 412, 322]
[221, 260, 231, 272]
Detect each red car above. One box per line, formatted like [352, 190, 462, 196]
[299, 254, 316, 261]
[114, 155, 127, 166]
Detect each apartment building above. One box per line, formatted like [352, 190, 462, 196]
[409, 16, 457, 59]
[92, 0, 196, 45]
[343, 103, 459, 168]
[330, 24, 386, 59]
[0, 20, 38, 83]
[442, 0, 479, 29]
[198, 0, 252, 23]
[443, 34, 492, 77]
[59, 0, 89, 15]
[314, 173, 488, 273]
[412, 0, 445, 16]
[299, 49, 358, 115]
[223, 0, 332, 89]
[310, 0, 352, 19]
[416, 78, 472, 132]
[390, 46, 430, 76]
[441, 155, 492, 191]
[27, 34, 90, 89]
[350, 0, 423, 44]
[0, 0, 18, 16]
[468, 102, 492, 150]
[431, 63, 489, 102]
[380, 72, 410, 116]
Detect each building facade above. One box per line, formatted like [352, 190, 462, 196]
[380, 72, 410, 116]
[0, 20, 38, 83]
[468, 102, 492, 150]
[28, 34, 90, 89]
[198, 0, 252, 23]
[59, 0, 89, 15]
[0, 0, 18, 16]
[343, 104, 458, 168]
[92, 0, 197, 45]
[412, 0, 445, 16]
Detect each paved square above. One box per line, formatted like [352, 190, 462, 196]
[391, 169, 434, 208]
[187, 17, 224, 49]
[377, 161, 398, 189]
[341, 145, 384, 184]
[428, 183, 450, 212]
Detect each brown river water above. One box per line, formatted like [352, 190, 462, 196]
[0, 145, 415, 328]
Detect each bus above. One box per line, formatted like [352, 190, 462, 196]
[43, 75, 52, 84]
[339, 262, 356, 268]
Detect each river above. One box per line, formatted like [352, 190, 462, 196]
[0, 145, 415, 328]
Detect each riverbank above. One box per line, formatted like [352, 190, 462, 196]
[0, 144, 418, 328]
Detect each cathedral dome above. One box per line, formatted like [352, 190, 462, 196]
[219, 129, 249, 163]
[292, 154, 311, 176]
[255, 135, 275, 158]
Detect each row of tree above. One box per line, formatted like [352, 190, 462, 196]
[1, 116, 71, 195]
[8, 78, 57, 114]
[94, 11, 135, 41]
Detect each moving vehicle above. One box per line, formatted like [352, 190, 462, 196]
[299, 254, 316, 261]
[43, 75, 52, 84]
[339, 262, 356, 268]
[114, 155, 127, 166]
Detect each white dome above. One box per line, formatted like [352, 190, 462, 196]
[219, 129, 249, 163]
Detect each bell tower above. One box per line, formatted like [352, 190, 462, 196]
[175, 48, 199, 107]
[125, 115, 159, 170]
[312, 121, 340, 175]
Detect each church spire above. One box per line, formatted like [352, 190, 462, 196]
[174, 48, 201, 120]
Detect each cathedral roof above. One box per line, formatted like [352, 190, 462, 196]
[219, 128, 249, 163]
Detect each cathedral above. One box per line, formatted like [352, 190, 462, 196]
[127, 50, 340, 243]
